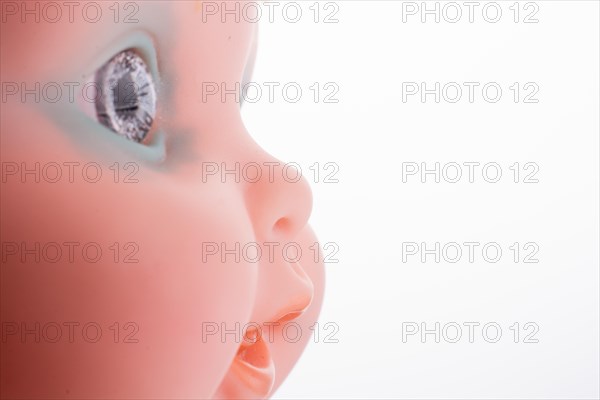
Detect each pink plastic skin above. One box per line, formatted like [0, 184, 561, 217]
[0, 2, 324, 399]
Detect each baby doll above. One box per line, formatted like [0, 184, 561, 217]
[0, 1, 324, 398]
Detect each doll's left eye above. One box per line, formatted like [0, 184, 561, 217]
[93, 49, 157, 143]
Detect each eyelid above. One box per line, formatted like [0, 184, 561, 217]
[80, 30, 161, 93]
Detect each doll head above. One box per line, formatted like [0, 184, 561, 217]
[0, 1, 324, 398]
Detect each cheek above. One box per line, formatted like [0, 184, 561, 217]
[1, 113, 258, 398]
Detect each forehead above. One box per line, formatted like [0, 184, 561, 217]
[0, 1, 257, 81]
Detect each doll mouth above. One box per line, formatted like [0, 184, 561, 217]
[227, 328, 275, 398]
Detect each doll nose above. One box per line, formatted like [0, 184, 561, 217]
[243, 159, 313, 242]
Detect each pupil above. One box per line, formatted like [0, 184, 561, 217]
[113, 75, 140, 113]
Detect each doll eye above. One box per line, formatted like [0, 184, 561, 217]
[93, 49, 156, 143]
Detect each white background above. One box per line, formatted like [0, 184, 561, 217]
[241, 1, 600, 398]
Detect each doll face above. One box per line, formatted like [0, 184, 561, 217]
[0, 2, 324, 399]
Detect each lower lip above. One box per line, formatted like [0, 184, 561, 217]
[230, 334, 275, 398]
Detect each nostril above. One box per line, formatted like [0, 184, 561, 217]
[273, 217, 292, 234]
